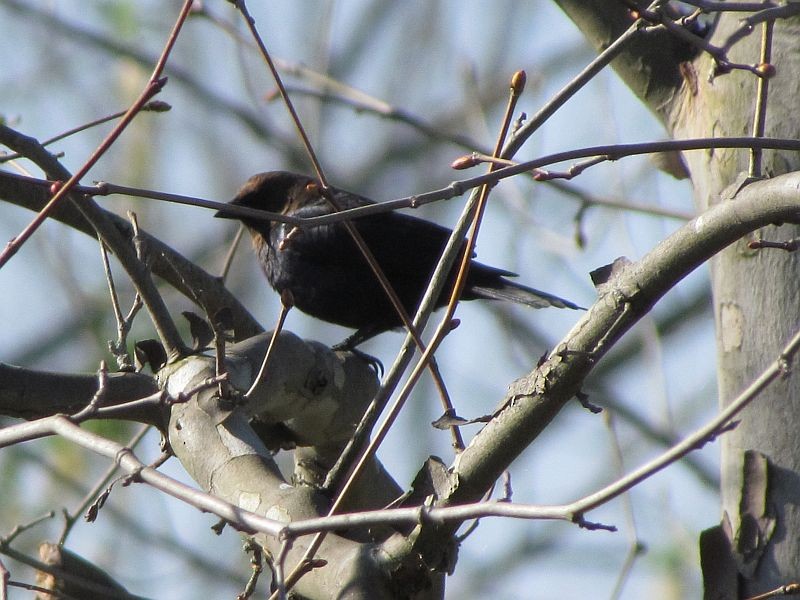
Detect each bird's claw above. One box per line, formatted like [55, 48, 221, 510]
[337, 346, 383, 377]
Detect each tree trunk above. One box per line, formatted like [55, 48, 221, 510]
[670, 15, 800, 597]
[556, 3, 800, 595]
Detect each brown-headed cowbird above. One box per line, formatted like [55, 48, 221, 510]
[216, 171, 580, 349]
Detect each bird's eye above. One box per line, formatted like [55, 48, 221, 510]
[305, 182, 318, 193]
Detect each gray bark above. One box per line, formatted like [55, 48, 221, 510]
[557, 2, 800, 595]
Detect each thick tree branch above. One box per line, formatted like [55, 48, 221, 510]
[402, 171, 800, 569]
[161, 331, 400, 599]
[0, 364, 159, 424]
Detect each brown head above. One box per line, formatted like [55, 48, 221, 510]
[214, 171, 319, 223]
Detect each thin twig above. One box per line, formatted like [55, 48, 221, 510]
[748, 237, 799, 252]
[443, 71, 525, 325]
[680, 1, 777, 11]
[99, 237, 133, 370]
[0, 0, 194, 269]
[234, 0, 464, 469]
[0, 101, 170, 164]
[321, 77, 535, 482]
[100, 215, 144, 373]
[502, 5, 648, 157]
[3, 324, 796, 546]
[70, 362, 111, 422]
[92, 136, 800, 224]
[289, 71, 526, 597]
[0, 6, 197, 360]
[749, 18, 774, 177]
[219, 223, 246, 282]
[230, 2, 450, 378]
[59, 424, 152, 544]
[565, 325, 800, 518]
[603, 412, 643, 600]
[244, 293, 293, 399]
[270, 538, 293, 600]
[271, 323, 800, 537]
[7, 135, 799, 229]
[745, 582, 800, 600]
[1, 415, 284, 536]
[1, 513, 56, 547]
[718, 3, 800, 56]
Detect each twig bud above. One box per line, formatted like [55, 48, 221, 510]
[511, 70, 526, 96]
[756, 62, 776, 79]
[451, 154, 480, 170]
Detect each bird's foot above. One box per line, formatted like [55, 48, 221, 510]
[353, 348, 384, 377]
[332, 342, 383, 377]
[332, 327, 384, 376]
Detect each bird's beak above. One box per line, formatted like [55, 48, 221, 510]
[214, 204, 238, 220]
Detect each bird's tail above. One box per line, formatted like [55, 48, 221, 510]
[469, 279, 583, 310]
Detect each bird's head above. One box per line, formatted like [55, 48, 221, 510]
[214, 171, 319, 222]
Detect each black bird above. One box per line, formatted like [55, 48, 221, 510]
[216, 171, 580, 349]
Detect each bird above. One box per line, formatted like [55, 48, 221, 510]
[216, 171, 581, 350]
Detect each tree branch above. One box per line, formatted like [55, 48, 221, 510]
[0, 167, 263, 342]
[406, 171, 800, 569]
[0, 364, 159, 424]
